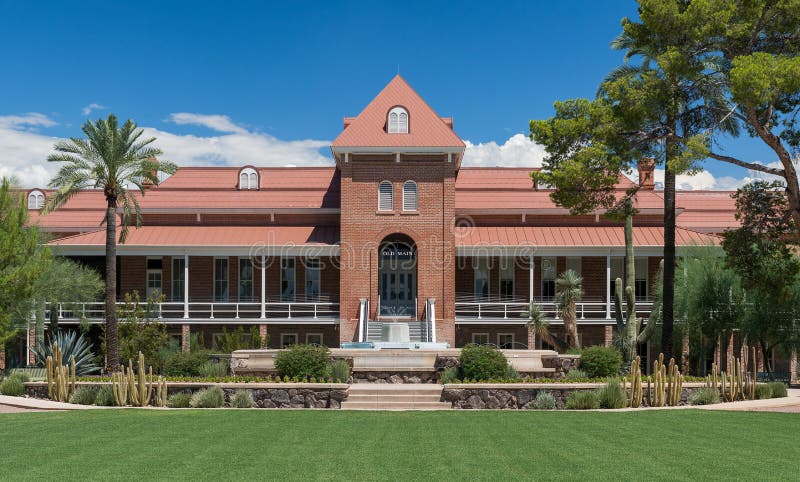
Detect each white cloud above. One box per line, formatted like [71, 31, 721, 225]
[0, 112, 332, 188]
[463, 133, 546, 167]
[81, 103, 106, 116]
[167, 113, 248, 134]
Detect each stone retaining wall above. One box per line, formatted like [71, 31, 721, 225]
[442, 382, 707, 409]
[25, 382, 348, 409]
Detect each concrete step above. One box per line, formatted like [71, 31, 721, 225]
[340, 401, 451, 410]
[342, 383, 449, 410]
[347, 394, 443, 403]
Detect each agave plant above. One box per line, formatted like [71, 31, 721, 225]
[33, 330, 100, 375]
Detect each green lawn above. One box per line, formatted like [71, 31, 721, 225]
[0, 409, 797, 480]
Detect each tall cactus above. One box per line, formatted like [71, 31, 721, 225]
[45, 342, 76, 402]
[110, 351, 155, 407]
[613, 200, 660, 363]
[155, 376, 168, 408]
[628, 356, 643, 408]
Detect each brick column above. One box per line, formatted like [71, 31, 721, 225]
[527, 328, 535, 350]
[603, 325, 613, 347]
[790, 350, 797, 385]
[28, 326, 37, 366]
[259, 324, 268, 348]
[681, 333, 690, 375]
[181, 324, 191, 352]
[713, 335, 721, 369]
[0, 350, 5, 371]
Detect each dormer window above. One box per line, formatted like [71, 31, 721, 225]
[388, 107, 408, 134]
[239, 167, 259, 190]
[28, 190, 45, 210]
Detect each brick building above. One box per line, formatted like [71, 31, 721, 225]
[22, 75, 740, 357]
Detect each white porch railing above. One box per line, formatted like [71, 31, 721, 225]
[46, 300, 339, 323]
[454, 295, 654, 322]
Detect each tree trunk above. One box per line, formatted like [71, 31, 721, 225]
[624, 207, 638, 363]
[661, 121, 677, 361]
[105, 199, 119, 372]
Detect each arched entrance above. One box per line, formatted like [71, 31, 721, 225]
[378, 234, 417, 318]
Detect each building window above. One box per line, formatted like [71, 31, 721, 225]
[238, 167, 259, 190]
[402, 181, 417, 211]
[499, 258, 514, 300]
[474, 258, 490, 301]
[281, 257, 296, 302]
[566, 257, 581, 276]
[378, 181, 393, 211]
[541, 257, 556, 299]
[214, 257, 229, 302]
[305, 258, 320, 302]
[497, 333, 515, 349]
[281, 333, 298, 348]
[306, 333, 323, 346]
[27, 190, 45, 209]
[239, 258, 254, 302]
[146, 258, 162, 300]
[387, 106, 409, 134]
[472, 333, 489, 345]
[635, 257, 648, 301]
[171, 258, 185, 302]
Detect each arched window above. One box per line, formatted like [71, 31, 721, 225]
[402, 180, 417, 211]
[387, 107, 409, 133]
[239, 167, 259, 190]
[27, 190, 45, 210]
[378, 181, 393, 211]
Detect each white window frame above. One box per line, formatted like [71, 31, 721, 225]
[171, 257, 185, 302]
[27, 190, 45, 210]
[281, 333, 298, 348]
[402, 180, 418, 211]
[471, 333, 490, 345]
[499, 257, 514, 300]
[305, 333, 323, 346]
[497, 333, 515, 349]
[239, 167, 259, 190]
[387, 106, 408, 133]
[214, 257, 229, 302]
[304, 257, 321, 302]
[281, 257, 296, 302]
[474, 258, 490, 301]
[238, 257, 254, 302]
[378, 180, 393, 212]
[146, 257, 163, 300]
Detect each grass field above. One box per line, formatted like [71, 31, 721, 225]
[1, 409, 797, 480]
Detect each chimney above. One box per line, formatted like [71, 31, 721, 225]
[638, 157, 655, 190]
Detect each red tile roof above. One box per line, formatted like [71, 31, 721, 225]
[331, 75, 465, 149]
[49, 225, 339, 247]
[455, 225, 718, 247]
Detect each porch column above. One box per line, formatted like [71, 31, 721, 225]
[27, 325, 36, 365]
[790, 350, 797, 385]
[260, 254, 266, 319]
[605, 253, 611, 319]
[181, 324, 190, 352]
[183, 253, 190, 319]
[259, 324, 268, 348]
[604, 325, 613, 347]
[528, 254, 534, 304]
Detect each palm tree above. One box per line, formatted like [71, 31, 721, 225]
[42, 114, 177, 371]
[556, 269, 583, 349]
[523, 302, 556, 350]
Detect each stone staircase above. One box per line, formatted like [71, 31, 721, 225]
[366, 321, 430, 342]
[341, 384, 451, 410]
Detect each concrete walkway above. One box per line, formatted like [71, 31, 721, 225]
[0, 394, 105, 412]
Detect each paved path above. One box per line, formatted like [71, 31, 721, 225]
[0, 394, 104, 412]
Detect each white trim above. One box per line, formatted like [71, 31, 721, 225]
[402, 180, 418, 211]
[27, 190, 45, 209]
[51, 245, 341, 257]
[378, 180, 393, 212]
[280, 333, 298, 348]
[471, 332, 489, 344]
[305, 332, 323, 345]
[497, 332, 515, 349]
[331, 146, 464, 155]
[238, 167, 259, 190]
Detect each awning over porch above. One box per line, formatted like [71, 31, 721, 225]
[48, 225, 340, 255]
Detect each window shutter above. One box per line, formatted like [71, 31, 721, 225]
[378, 181, 393, 211]
[402, 181, 417, 211]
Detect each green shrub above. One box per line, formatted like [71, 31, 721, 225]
[7, 371, 31, 383]
[531, 391, 556, 410]
[231, 390, 254, 408]
[688, 387, 720, 405]
[163, 351, 209, 377]
[597, 379, 626, 409]
[460, 344, 509, 381]
[0, 376, 25, 396]
[325, 359, 351, 383]
[198, 360, 229, 378]
[275, 344, 330, 379]
[118, 291, 170, 371]
[754, 383, 773, 400]
[564, 368, 588, 380]
[768, 382, 788, 398]
[505, 364, 520, 380]
[578, 346, 622, 378]
[94, 385, 115, 406]
[167, 392, 192, 408]
[69, 386, 99, 405]
[439, 367, 460, 384]
[190, 386, 225, 408]
[214, 326, 264, 353]
[565, 390, 600, 410]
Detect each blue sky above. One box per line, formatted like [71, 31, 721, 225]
[0, 0, 778, 188]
